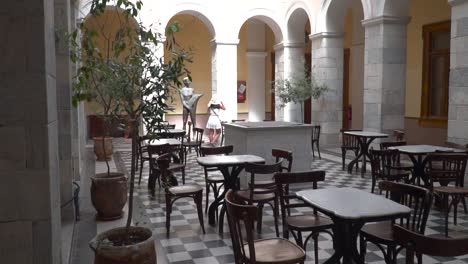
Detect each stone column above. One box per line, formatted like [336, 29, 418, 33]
[362, 16, 410, 134]
[310, 32, 344, 146]
[211, 39, 239, 122]
[55, 0, 74, 221]
[246, 52, 267, 121]
[273, 43, 285, 121]
[283, 42, 306, 123]
[0, 1, 61, 263]
[448, 0, 468, 145]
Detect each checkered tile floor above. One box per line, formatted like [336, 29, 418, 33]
[115, 148, 468, 264]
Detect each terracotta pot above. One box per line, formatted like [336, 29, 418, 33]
[91, 172, 127, 220]
[94, 137, 113, 161]
[90, 226, 156, 264]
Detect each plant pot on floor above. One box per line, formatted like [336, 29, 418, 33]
[91, 172, 127, 220]
[94, 137, 113, 161]
[90, 226, 156, 264]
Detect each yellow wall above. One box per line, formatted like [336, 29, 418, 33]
[164, 14, 213, 115]
[83, 8, 138, 115]
[405, 0, 451, 117]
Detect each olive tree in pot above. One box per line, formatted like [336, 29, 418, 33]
[273, 63, 328, 123]
[68, 5, 133, 221]
[70, 1, 190, 263]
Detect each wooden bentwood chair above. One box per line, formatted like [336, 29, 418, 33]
[182, 127, 204, 164]
[369, 148, 411, 193]
[359, 181, 433, 264]
[311, 125, 321, 159]
[200, 145, 234, 214]
[156, 153, 205, 237]
[393, 224, 468, 263]
[380, 141, 414, 172]
[425, 152, 468, 236]
[147, 144, 186, 195]
[235, 162, 282, 237]
[340, 129, 361, 171]
[225, 190, 306, 264]
[274, 171, 334, 264]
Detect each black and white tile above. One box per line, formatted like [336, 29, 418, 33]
[115, 148, 468, 264]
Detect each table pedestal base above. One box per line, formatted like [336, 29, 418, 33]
[325, 221, 364, 264]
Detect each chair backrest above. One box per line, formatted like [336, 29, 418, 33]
[274, 171, 326, 222]
[380, 141, 407, 150]
[369, 148, 400, 179]
[393, 224, 468, 263]
[272, 149, 293, 172]
[193, 128, 204, 144]
[200, 145, 234, 156]
[311, 125, 321, 141]
[378, 181, 433, 234]
[393, 130, 405, 141]
[244, 162, 282, 203]
[425, 153, 468, 187]
[341, 129, 361, 148]
[155, 153, 173, 190]
[147, 143, 172, 158]
[225, 189, 258, 264]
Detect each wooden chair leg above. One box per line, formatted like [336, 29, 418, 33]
[195, 192, 205, 234]
[317, 142, 321, 159]
[182, 168, 185, 185]
[138, 159, 144, 185]
[256, 202, 264, 234]
[342, 149, 346, 170]
[313, 234, 319, 264]
[371, 176, 376, 193]
[205, 182, 210, 213]
[166, 194, 172, 237]
[311, 142, 315, 158]
[360, 234, 367, 262]
[273, 197, 280, 237]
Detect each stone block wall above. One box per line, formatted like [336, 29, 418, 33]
[448, 0, 468, 145]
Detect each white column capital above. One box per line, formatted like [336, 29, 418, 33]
[309, 32, 344, 41]
[210, 38, 240, 47]
[273, 41, 305, 51]
[361, 16, 411, 27]
[449, 0, 468, 6]
[246, 51, 268, 58]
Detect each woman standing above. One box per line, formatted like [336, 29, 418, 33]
[206, 97, 226, 146]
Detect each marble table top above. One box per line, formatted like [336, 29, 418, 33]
[225, 121, 313, 129]
[147, 138, 181, 146]
[155, 129, 185, 134]
[296, 187, 411, 220]
[390, 144, 463, 154]
[197, 155, 265, 167]
[344, 131, 388, 138]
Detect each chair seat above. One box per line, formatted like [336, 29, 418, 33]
[169, 184, 203, 195]
[183, 141, 200, 147]
[361, 222, 396, 244]
[168, 164, 185, 172]
[207, 175, 224, 182]
[433, 186, 468, 195]
[243, 238, 305, 264]
[384, 169, 410, 179]
[286, 215, 334, 231]
[250, 179, 275, 188]
[236, 190, 276, 202]
[390, 160, 413, 170]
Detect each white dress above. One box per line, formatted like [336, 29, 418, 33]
[206, 105, 222, 129]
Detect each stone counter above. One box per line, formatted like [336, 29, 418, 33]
[223, 121, 313, 186]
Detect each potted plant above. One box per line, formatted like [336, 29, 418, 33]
[273, 62, 328, 123]
[69, 0, 190, 263]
